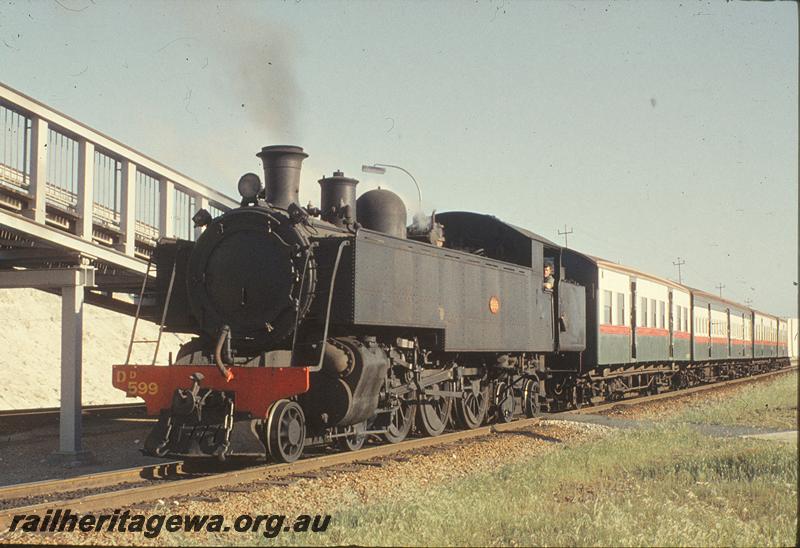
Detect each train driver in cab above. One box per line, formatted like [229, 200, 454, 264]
[543, 262, 555, 292]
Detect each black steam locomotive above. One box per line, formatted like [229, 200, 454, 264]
[113, 145, 788, 463]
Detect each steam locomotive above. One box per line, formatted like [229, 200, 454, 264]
[112, 145, 790, 463]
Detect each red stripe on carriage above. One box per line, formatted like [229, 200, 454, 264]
[636, 327, 669, 337]
[599, 324, 631, 335]
[694, 336, 735, 345]
[673, 331, 691, 340]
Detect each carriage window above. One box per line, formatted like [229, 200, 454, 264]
[640, 298, 648, 327]
[683, 307, 688, 332]
[603, 290, 612, 324]
[617, 293, 625, 326]
[659, 301, 665, 329]
[650, 299, 656, 328]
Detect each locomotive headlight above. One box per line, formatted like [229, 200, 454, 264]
[238, 172, 264, 200]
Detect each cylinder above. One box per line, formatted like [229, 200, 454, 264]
[256, 145, 308, 209]
[319, 171, 358, 226]
[356, 189, 407, 238]
[300, 337, 390, 428]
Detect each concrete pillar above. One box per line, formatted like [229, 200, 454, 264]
[2, 267, 99, 465]
[119, 160, 137, 256]
[194, 195, 209, 241]
[77, 140, 95, 239]
[25, 116, 48, 223]
[159, 178, 175, 238]
[59, 284, 84, 454]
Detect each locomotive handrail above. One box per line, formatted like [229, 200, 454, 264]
[310, 239, 351, 373]
[290, 247, 315, 356]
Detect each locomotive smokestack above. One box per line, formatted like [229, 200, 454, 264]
[256, 145, 308, 209]
[319, 171, 358, 226]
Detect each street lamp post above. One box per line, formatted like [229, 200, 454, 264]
[361, 163, 422, 212]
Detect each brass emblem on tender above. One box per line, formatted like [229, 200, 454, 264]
[489, 296, 501, 314]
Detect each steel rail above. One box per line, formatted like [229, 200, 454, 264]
[0, 365, 794, 529]
[0, 418, 546, 529]
[0, 461, 183, 502]
[0, 402, 145, 419]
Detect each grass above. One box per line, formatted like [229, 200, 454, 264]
[671, 371, 798, 430]
[274, 426, 797, 547]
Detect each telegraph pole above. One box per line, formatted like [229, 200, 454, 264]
[672, 257, 685, 284]
[558, 224, 573, 248]
[715, 283, 725, 297]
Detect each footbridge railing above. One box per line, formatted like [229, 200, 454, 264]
[0, 82, 237, 264]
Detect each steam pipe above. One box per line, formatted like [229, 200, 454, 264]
[214, 325, 234, 382]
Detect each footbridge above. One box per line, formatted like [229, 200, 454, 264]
[0, 82, 238, 460]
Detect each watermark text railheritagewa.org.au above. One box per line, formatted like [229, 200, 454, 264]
[8, 509, 331, 539]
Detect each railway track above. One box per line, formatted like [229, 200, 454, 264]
[0, 403, 147, 437]
[0, 365, 794, 530]
[0, 403, 145, 419]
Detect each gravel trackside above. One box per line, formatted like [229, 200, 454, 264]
[0, 420, 610, 546]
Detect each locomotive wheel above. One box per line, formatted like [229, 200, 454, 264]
[416, 383, 453, 437]
[494, 381, 515, 423]
[336, 421, 367, 452]
[265, 399, 306, 463]
[382, 393, 416, 444]
[522, 378, 541, 417]
[570, 385, 583, 410]
[454, 379, 490, 429]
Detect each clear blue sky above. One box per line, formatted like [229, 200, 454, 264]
[1, 0, 797, 316]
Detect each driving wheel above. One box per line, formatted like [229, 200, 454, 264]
[454, 379, 490, 429]
[522, 378, 541, 417]
[416, 382, 453, 437]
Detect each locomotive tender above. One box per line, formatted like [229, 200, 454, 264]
[113, 145, 789, 463]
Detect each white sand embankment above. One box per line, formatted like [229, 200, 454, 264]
[0, 288, 190, 410]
